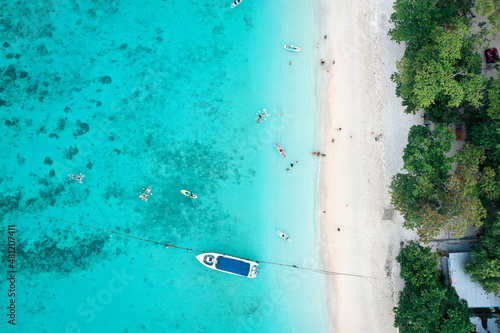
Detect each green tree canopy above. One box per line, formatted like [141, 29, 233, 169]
[487, 78, 500, 120]
[478, 166, 500, 200]
[396, 241, 441, 289]
[467, 121, 500, 162]
[394, 242, 474, 332]
[465, 216, 500, 294]
[389, 0, 475, 51]
[402, 125, 454, 193]
[476, 0, 500, 31]
[440, 144, 486, 237]
[391, 125, 455, 239]
[391, 131, 488, 241]
[389, 0, 447, 47]
[392, 23, 486, 115]
[464, 78, 500, 168]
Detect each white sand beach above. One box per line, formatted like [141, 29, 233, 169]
[316, 0, 421, 331]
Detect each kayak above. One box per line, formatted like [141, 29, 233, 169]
[275, 143, 287, 158]
[276, 229, 291, 242]
[284, 45, 301, 52]
[181, 190, 198, 199]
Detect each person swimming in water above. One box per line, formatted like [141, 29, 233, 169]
[256, 109, 268, 124]
[69, 173, 85, 184]
[140, 186, 153, 201]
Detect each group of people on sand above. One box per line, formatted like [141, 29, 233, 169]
[317, 35, 334, 71]
[320, 59, 335, 66]
[330, 128, 383, 142]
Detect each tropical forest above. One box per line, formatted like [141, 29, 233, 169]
[388, 0, 500, 331]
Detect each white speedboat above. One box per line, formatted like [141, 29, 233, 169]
[196, 253, 260, 278]
[230, 0, 242, 8]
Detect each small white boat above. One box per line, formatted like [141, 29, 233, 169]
[276, 229, 291, 242]
[230, 0, 242, 8]
[196, 253, 260, 278]
[284, 45, 301, 52]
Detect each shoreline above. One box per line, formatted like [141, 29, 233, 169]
[316, 0, 421, 332]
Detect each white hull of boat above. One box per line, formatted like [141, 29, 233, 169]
[196, 252, 259, 278]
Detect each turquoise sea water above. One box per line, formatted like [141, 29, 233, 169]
[1, 0, 328, 332]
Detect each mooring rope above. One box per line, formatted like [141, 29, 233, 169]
[17, 209, 374, 279]
[18, 209, 203, 253]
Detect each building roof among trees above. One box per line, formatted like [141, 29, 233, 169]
[448, 252, 500, 308]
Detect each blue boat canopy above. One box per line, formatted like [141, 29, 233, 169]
[216, 256, 250, 277]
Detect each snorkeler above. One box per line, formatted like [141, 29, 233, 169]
[256, 109, 268, 124]
[140, 186, 153, 201]
[68, 173, 85, 184]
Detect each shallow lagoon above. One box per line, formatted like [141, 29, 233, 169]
[0, 0, 327, 332]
